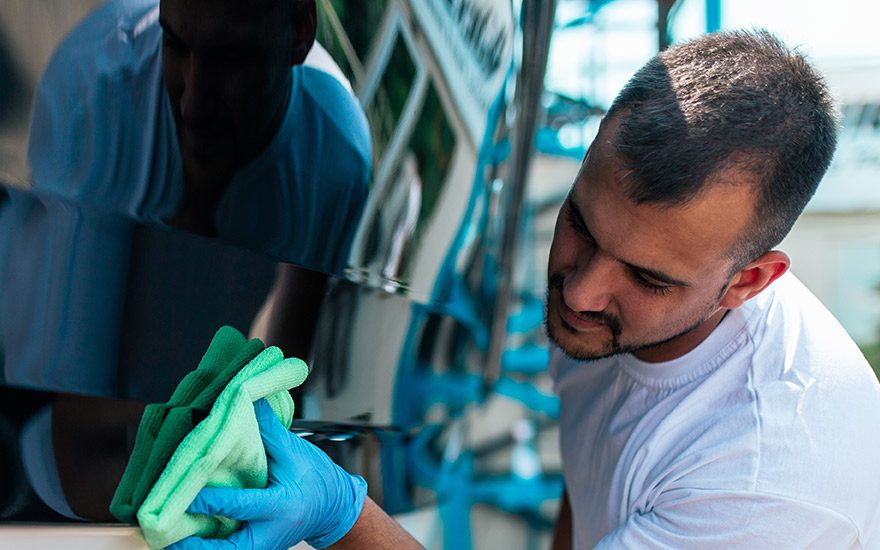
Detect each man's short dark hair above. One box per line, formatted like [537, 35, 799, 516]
[605, 29, 839, 267]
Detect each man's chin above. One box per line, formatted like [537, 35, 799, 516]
[556, 344, 624, 363]
[545, 314, 621, 362]
[182, 158, 237, 191]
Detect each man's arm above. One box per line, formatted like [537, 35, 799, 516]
[551, 490, 572, 550]
[593, 490, 859, 548]
[329, 497, 424, 550]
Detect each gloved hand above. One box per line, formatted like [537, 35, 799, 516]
[166, 399, 367, 550]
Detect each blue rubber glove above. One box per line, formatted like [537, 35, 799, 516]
[166, 400, 367, 550]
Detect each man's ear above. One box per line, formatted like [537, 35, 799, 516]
[719, 250, 790, 309]
[290, 0, 317, 66]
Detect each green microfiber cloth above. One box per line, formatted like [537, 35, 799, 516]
[136, 340, 308, 549]
[110, 326, 265, 522]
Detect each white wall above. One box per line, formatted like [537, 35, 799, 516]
[781, 212, 880, 344]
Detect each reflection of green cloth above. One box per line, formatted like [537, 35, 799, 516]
[109, 326, 309, 549]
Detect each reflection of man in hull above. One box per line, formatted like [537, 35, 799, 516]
[27, 0, 370, 272]
[169, 31, 880, 549]
[159, 0, 315, 234]
[2, 0, 369, 405]
[2, 0, 372, 523]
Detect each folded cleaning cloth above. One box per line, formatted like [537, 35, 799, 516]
[109, 326, 309, 549]
[110, 326, 265, 523]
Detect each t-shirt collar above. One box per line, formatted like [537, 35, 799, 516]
[619, 302, 754, 387]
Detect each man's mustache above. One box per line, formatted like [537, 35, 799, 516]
[548, 272, 622, 337]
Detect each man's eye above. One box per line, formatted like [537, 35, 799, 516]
[565, 200, 588, 235]
[215, 46, 259, 65]
[632, 272, 672, 295]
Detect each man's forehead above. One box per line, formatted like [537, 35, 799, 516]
[160, 0, 289, 46]
[571, 123, 633, 201]
[568, 140, 754, 282]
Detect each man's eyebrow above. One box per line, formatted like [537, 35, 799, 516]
[622, 260, 692, 287]
[158, 17, 257, 53]
[566, 192, 693, 288]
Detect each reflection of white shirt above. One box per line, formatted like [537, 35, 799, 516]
[27, 0, 370, 273]
[551, 273, 880, 548]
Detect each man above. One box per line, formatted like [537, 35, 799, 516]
[170, 30, 880, 549]
[544, 31, 880, 548]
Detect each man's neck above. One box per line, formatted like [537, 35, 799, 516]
[165, 168, 234, 236]
[632, 308, 730, 363]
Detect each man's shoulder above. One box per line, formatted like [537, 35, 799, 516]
[28, 0, 173, 212]
[748, 272, 873, 380]
[34, 0, 163, 111]
[284, 62, 371, 185]
[51, 0, 161, 72]
[708, 272, 880, 526]
[295, 67, 370, 152]
[742, 272, 879, 449]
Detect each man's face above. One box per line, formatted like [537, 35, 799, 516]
[545, 117, 758, 363]
[159, 0, 304, 188]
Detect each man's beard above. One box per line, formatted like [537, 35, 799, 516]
[544, 272, 722, 362]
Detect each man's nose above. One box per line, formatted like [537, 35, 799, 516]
[179, 57, 216, 122]
[562, 252, 617, 313]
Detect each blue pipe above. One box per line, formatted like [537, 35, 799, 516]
[706, 0, 721, 33]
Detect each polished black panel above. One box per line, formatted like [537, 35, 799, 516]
[0, 0, 531, 524]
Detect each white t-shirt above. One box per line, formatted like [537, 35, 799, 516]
[550, 272, 880, 548]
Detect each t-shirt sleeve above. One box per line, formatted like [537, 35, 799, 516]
[594, 490, 861, 549]
[27, 0, 179, 219]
